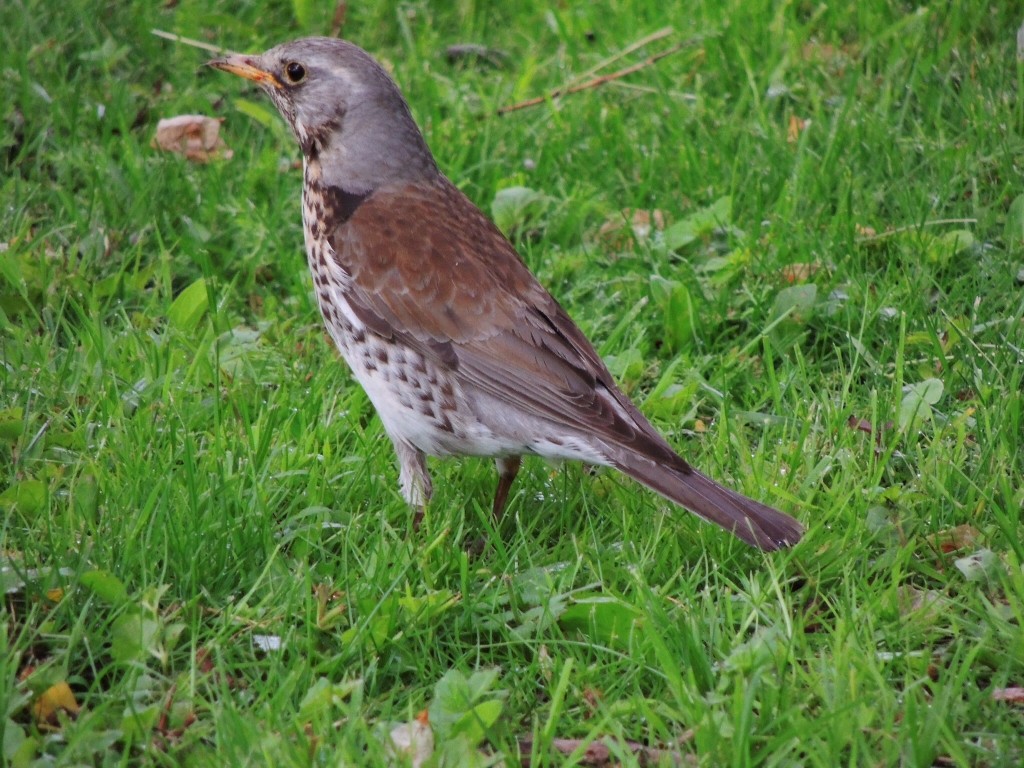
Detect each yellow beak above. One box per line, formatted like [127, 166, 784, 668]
[207, 54, 282, 88]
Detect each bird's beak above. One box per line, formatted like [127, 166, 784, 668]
[207, 54, 282, 88]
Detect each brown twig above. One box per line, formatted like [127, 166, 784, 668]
[563, 26, 675, 90]
[497, 42, 685, 115]
[329, 2, 348, 38]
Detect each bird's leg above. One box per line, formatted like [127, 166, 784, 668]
[463, 456, 522, 558]
[492, 456, 522, 522]
[393, 439, 431, 530]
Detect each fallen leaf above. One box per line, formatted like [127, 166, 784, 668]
[196, 647, 215, 674]
[787, 114, 809, 143]
[387, 710, 434, 768]
[954, 549, 1002, 582]
[596, 208, 666, 249]
[537, 644, 553, 684]
[582, 687, 602, 717]
[801, 41, 850, 64]
[33, 681, 80, 727]
[315, 583, 347, 629]
[153, 115, 233, 162]
[152, 681, 199, 750]
[896, 585, 947, 618]
[780, 262, 820, 283]
[992, 687, 1024, 703]
[252, 634, 282, 652]
[801, 42, 839, 62]
[847, 415, 872, 434]
[926, 524, 981, 554]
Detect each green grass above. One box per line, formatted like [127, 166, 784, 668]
[2, 0, 1023, 765]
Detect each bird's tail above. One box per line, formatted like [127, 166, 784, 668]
[608, 450, 803, 551]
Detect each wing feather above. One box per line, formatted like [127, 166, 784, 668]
[328, 176, 687, 466]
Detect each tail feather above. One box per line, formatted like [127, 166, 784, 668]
[610, 452, 803, 551]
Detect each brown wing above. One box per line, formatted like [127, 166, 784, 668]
[326, 177, 804, 550]
[328, 176, 685, 466]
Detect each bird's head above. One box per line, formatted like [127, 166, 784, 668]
[209, 37, 437, 191]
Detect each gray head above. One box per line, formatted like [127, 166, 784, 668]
[209, 37, 438, 192]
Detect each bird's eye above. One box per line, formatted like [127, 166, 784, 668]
[284, 61, 306, 83]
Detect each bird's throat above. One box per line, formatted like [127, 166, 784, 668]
[303, 158, 371, 241]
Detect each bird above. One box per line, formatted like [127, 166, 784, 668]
[207, 37, 804, 551]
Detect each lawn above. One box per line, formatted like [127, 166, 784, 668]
[2, 0, 1022, 765]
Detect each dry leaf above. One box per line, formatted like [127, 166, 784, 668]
[801, 42, 840, 63]
[992, 687, 1024, 703]
[315, 583, 347, 629]
[387, 710, 433, 768]
[538, 644, 553, 683]
[781, 262, 820, 283]
[597, 208, 666, 249]
[954, 549, 1002, 582]
[846, 415, 893, 442]
[847, 416, 872, 433]
[195, 646, 244, 690]
[33, 681, 80, 726]
[153, 115, 233, 162]
[252, 634, 282, 652]
[800, 41, 858, 72]
[582, 687, 603, 717]
[855, 223, 877, 239]
[926, 524, 981, 554]
[896, 585, 947, 618]
[787, 115, 809, 143]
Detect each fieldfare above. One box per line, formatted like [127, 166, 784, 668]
[208, 38, 803, 550]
